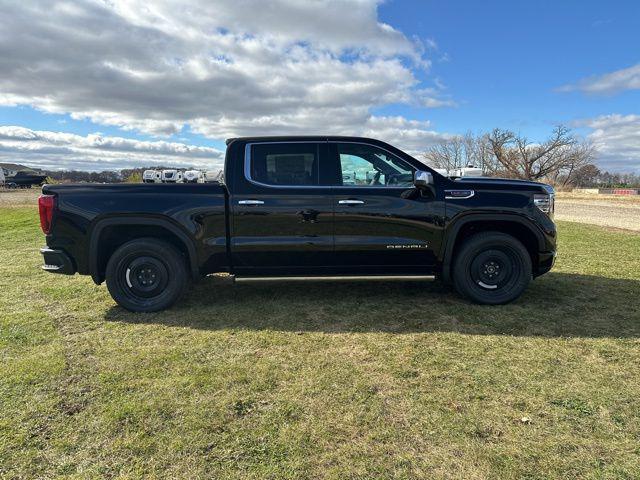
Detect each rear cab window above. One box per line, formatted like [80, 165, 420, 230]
[248, 143, 320, 186]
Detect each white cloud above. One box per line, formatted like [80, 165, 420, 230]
[0, 121, 451, 171]
[0, 118, 451, 171]
[580, 114, 640, 173]
[0, 0, 453, 167]
[559, 63, 640, 95]
[108, 0, 418, 59]
[362, 116, 454, 154]
[0, 126, 224, 171]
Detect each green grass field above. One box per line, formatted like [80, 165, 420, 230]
[1, 203, 640, 479]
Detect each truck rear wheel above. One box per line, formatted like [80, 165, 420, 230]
[105, 238, 188, 312]
[452, 232, 531, 305]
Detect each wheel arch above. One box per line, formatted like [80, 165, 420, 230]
[440, 213, 545, 283]
[89, 217, 199, 284]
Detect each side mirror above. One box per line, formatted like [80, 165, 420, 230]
[413, 170, 433, 189]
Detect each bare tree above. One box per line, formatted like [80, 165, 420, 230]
[423, 131, 493, 171]
[423, 136, 464, 171]
[570, 164, 600, 187]
[424, 125, 595, 185]
[554, 142, 597, 187]
[487, 125, 595, 183]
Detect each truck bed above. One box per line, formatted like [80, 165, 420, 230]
[42, 182, 229, 280]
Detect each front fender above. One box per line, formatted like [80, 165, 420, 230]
[439, 212, 548, 283]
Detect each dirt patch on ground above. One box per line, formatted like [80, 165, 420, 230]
[555, 198, 640, 232]
[0, 188, 40, 207]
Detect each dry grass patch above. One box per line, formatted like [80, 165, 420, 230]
[0, 188, 40, 207]
[557, 191, 640, 205]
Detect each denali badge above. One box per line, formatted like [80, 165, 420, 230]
[386, 244, 428, 249]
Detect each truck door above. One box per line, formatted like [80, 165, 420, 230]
[330, 141, 444, 273]
[230, 141, 334, 274]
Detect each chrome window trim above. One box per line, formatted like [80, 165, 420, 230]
[243, 141, 417, 190]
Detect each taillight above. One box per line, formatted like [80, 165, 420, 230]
[38, 194, 56, 234]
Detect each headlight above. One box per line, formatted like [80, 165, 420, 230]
[534, 193, 554, 216]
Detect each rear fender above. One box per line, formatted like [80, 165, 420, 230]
[89, 217, 199, 284]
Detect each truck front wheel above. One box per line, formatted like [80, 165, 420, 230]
[452, 232, 532, 305]
[105, 238, 188, 312]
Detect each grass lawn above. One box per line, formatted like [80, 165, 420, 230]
[1, 203, 640, 479]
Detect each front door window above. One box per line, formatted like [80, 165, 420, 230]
[337, 143, 414, 187]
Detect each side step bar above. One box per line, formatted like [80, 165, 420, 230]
[233, 275, 436, 283]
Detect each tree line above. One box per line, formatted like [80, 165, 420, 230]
[422, 125, 640, 188]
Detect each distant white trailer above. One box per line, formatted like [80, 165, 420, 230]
[453, 166, 483, 177]
[183, 170, 204, 183]
[433, 166, 483, 178]
[143, 169, 162, 183]
[161, 169, 183, 183]
[204, 170, 223, 183]
[0, 168, 5, 186]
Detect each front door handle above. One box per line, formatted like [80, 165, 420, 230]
[238, 199, 264, 205]
[338, 199, 365, 205]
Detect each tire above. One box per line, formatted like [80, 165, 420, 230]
[105, 238, 189, 312]
[452, 232, 532, 305]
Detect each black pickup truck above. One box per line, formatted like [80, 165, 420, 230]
[39, 136, 556, 312]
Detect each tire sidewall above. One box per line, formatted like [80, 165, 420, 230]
[106, 238, 188, 312]
[453, 232, 532, 305]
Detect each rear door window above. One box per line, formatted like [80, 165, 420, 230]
[249, 143, 320, 186]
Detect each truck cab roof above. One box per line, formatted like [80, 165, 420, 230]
[225, 135, 385, 146]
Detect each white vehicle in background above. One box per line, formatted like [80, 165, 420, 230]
[143, 170, 162, 183]
[452, 166, 483, 177]
[434, 165, 484, 178]
[183, 170, 204, 183]
[161, 169, 183, 183]
[204, 170, 223, 183]
[0, 168, 5, 187]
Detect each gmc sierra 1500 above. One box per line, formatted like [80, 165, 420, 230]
[39, 136, 556, 312]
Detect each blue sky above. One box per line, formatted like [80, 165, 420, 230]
[379, 0, 640, 138]
[0, 0, 638, 172]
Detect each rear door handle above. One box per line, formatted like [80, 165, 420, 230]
[338, 199, 365, 205]
[238, 199, 264, 205]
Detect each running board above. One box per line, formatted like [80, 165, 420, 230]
[233, 275, 436, 283]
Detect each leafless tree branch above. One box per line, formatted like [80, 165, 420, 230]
[424, 125, 595, 186]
